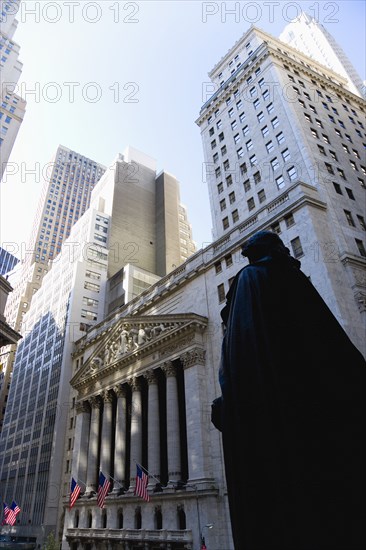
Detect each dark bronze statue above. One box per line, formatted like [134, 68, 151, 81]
[212, 230, 365, 549]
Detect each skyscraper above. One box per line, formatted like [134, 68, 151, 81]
[196, 21, 365, 352]
[0, 0, 26, 181]
[0, 145, 106, 430]
[0, 146, 196, 546]
[279, 11, 366, 99]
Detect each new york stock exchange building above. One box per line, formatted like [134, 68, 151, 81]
[60, 237, 240, 550]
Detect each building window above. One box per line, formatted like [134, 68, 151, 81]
[217, 283, 226, 303]
[239, 112, 246, 123]
[246, 139, 253, 151]
[357, 215, 366, 231]
[267, 103, 274, 114]
[247, 197, 255, 211]
[232, 209, 239, 222]
[219, 132, 225, 142]
[290, 237, 304, 258]
[284, 213, 295, 227]
[329, 151, 338, 161]
[249, 154, 257, 166]
[229, 191, 236, 204]
[225, 254, 233, 267]
[220, 198, 226, 211]
[222, 216, 229, 230]
[226, 174, 233, 186]
[243, 125, 249, 136]
[281, 148, 291, 161]
[261, 126, 269, 137]
[276, 175, 285, 189]
[271, 158, 280, 171]
[345, 188, 355, 200]
[240, 162, 247, 175]
[243, 179, 251, 192]
[276, 131, 285, 144]
[325, 163, 334, 174]
[253, 99, 260, 109]
[213, 152, 219, 163]
[209, 127, 214, 136]
[215, 167, 221, 178]
[266, 141, 274, 153]
[253, 171, 261, 184]
[333, 182, 342, 195]
[231, 120, 238, 130]
[221, 145, 227, 155]
[228, 107, 234, 118]
[237, 147, 244, 158]
[233, 133, 240, 143]
[215, 261, 222, 274]
[322, 134, 330, 144]
[355, 239, 366, 257]
[310, 128, 318, 138]
[317, 145, 326, 155]
[258, 189, 266, 203]
[257, 111, 264, 122]
[344, 210, 355, 226]
[349, 160, 358, 171]
[271, 221, 281, 234]
[287, 166, 298, 181]
[211, 139, 217, 149]
[337, 168, 346, 180]
[217, 182, 223, 194]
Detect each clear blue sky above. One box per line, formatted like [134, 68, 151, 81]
[1, 0, 365, 255]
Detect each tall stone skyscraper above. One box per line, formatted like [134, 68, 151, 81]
[0, 0, 26, 181]
[196, 19, 365, 353]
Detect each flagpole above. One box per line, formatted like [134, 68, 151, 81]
[76, 478, 87, 488]
[107, 474, 124, 489]
[133, 459, 161, 485]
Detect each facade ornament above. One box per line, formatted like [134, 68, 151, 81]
[161, 360, 177, 377]
[144, 369, 158, 385]
[113, 384, 127, 398]
[89, 395, 102, 409]
[181, 348, 206, 369]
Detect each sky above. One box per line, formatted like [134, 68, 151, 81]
[1, 0, 365, 257]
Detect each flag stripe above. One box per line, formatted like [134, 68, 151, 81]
[70, 478, 81, 508]
[134, 464, 150, 502]
[97, 472, 110, 508]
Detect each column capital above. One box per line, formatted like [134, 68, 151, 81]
[102, 389, 114, 403]
[181, 347, 206, 369]
[75, 400, 90, 414]
[128, 376, 141, 392]
[113, 384, 127, 398]
[144, 368, 158, 385]
[161, 360, 177, 377]
[89, 395, 102, 409]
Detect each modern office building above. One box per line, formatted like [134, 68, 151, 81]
[279, 11, 366, 99]
[0, 146, 107, 431]
[0, 0, 26, 181]
[0, 147, 196, 547]
[0, 246, 19, 276]
[196, 22, 365, 353]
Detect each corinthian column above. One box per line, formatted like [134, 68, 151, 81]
[181, 348, 210, 483]
[100, 390, 113, 478]
[128, 377, 142, 490]
[113, 385, 128, 493]
[72, 400, 91, 488]
[144, 369, 160, 487]
[162, 361, 181, 483]
[85, 395, 102, 494]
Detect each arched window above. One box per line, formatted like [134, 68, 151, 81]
[118, 509, 124, 529]
[178, 505, 186, 529]
[87, 511, 92, 529]
[154, 506, 163, 530]
[134, 507, 142, 529]
[74, 510, 79, 528]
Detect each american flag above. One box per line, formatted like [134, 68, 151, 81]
[2, 502, 10, 525]
[97, 471, 110, 509]
[5, 501, 20, 526]
[69, 478, 81, 509]
[134, 464, 150, 502]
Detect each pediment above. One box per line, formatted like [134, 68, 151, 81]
[71, 313, 207, 389]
